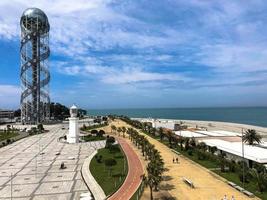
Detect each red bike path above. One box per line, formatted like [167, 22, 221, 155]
[108, 137, 144, 200]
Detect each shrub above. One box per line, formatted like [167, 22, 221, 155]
[238, 161, 250, 183]
[91, 129, 98, 135]
[210, 146, 218, 154]
[98, 130, 105, 137]
[188, 149, 193, 156]
[37, 124, 44, 132]
[109, 145, 120, 153]
[105, 158, 117, 175]
[95, 155, 103, 163]
[229, 160, 237, 172]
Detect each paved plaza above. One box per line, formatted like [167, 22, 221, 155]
[0, 124, 105, 200]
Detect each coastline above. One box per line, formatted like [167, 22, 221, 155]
[89, 107, 267, 128]
[133, 118, 267, 137]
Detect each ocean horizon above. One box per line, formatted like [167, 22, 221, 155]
[88, 107, 267, 128]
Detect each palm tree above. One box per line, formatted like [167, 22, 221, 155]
[189, 137, 196, 148]
[219, 152, 227, 172]
[165, 130, 173, 148]
[158, 127, 164, 141]
[117, 127, 122, 136]
[121, 126, 126, 138]
[178, 136, 185, 151]
[184, 138, 190, 151]
[250, 168, 267, 193]
[127, 127, 134, 141]
[243, 129, 262, 145]
[144, 174, 154, 200]
[111, 125, 116, 135]
[151, 127, 156, 137]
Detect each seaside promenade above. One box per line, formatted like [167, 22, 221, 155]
[111, 119, 256, 200]
[0, 124, 105, 200]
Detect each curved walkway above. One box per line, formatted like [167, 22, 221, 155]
[108, 137, 144, 200]
[81, 150, 106, 200]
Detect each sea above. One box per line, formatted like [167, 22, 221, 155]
[88, 107, 267, 128]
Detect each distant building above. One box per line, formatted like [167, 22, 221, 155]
[0, 110, 14, 123]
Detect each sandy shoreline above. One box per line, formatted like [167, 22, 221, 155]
[133, 118, 267, 137]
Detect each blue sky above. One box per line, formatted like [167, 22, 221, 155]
[1, 0, 267, 109]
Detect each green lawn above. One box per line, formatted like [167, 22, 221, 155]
[90, 144, 128, 196]
[171, 146, 219, 169]
[0, 131, 19, 142]
[215, 170, 267, 199]
[83, 135, 106, 142]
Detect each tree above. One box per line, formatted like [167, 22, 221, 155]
[243, 129, 262, 145]
[165, 130, 174, 148]
[150, 127, 156, 137]
[238, 161, 250, 183]
[50, 102, 70, 120]
[111, 125, 116, 134]
[228, 159, 237, 172]
[210, 146, 218, 154]
[121, 126, 126, 138]
[218, 152, 227, 172]
[105, 136, 115, 149]
[189, 137, 196, 148]
[144, 174, 154, 200]
[184, 138, 190, 151]
[250, 168, 267, 193]
[178, 136, 185, 151]
[158, 127, 164, 141]
[253, 163, 266, 174]
[144, 156, 164, 200]
[117, 127, 122, 136]
[104, 158, 117, 176]
[98, 130, 105, 137]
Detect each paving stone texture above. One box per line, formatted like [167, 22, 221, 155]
[0, 124, 105, 200]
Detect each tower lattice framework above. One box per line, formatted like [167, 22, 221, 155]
[20, 8, 50, 124]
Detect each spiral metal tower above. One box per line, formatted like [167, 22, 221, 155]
[20, 8, 50, 124]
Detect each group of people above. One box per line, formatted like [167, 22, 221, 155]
[172, 157, 179, 163]
[222, 195, 235, 200]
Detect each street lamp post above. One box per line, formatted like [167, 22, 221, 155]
[242, 128, 245, 189]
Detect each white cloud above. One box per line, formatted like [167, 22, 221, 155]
[198, 44, 267, 72]
[102, 67, 186, 84]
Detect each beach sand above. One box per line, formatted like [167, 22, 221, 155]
[135, 118, 267, 139]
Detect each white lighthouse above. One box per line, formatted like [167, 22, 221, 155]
[67, 104, 79, 143]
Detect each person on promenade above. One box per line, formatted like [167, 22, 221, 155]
[176, 157, 179, 163]
[231, 195, 235, 200]
[223, 195, 228, 200]
[173, 158, 175, 163]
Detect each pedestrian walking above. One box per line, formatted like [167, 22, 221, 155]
[176, 157, 179, 163]
[173, 158, 175, 163]
[223, 195, 228, 200]
[231, 195, 235, 200]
